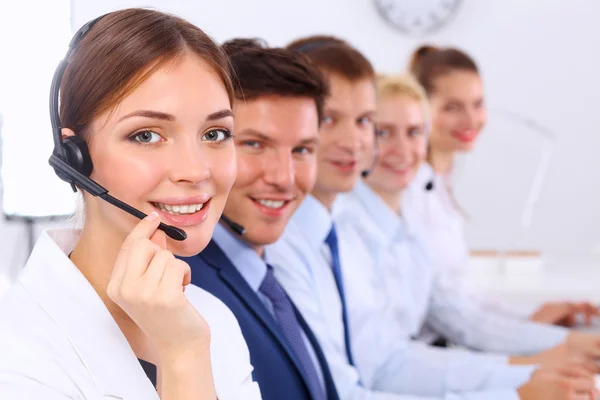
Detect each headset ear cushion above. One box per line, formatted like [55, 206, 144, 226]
[62, 135, 93, 177]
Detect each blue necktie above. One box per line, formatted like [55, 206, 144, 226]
[325, 225, 356, 366]
[259, 266, 325, 400]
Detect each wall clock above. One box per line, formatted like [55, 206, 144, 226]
[374, 0, 462, 36]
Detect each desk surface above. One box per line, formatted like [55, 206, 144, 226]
[464, 256, 600, 310]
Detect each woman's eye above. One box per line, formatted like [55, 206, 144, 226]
[202, 129, 232, 142]
[408, 127, 423, 137]
[131, 130, 162, 144]
[445, 103, 460, 112]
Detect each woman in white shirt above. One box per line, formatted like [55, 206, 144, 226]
[0, 8, 260, 400]
[403, 45, 600, 328]
[339, 72, 598, 357]
[334, 73, 598, 398]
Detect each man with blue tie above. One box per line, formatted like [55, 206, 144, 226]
[180, 39, 338, 400]
[267, 35, 596, 400]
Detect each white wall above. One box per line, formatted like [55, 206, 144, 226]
[2, 0, 600, 288]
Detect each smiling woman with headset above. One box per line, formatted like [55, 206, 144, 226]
[0, 8, 260, 400]
[333, 73, 599, 399]
[402, 45, 600, 353]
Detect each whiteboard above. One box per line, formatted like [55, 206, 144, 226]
[0, 0, 77, 219]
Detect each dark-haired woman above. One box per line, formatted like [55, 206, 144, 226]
[0, 9, 261, 400]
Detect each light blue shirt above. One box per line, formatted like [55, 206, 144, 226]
[212, 222, 325, 391]
[336, 180, 568, 355]
[268, 194, 535, 400]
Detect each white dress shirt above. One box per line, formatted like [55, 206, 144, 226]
[402, 162, 516, 318]
[404, 163, 567, 315]
[402, 163, 468, 278]
[0, 229, 261, 400]
[336, 180, 568, 355]
[402, 163, 532, 320]
[268, 195, 535, 400]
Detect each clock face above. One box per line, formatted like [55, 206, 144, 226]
[374, 0, 462, 36]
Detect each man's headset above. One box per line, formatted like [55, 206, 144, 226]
[48, 14, 187, 241]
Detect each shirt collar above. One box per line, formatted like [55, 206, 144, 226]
[212, 222, 267, 293]
[413, 162, 453, 189]
[291, 194, 333, 249]
[414, 162, 434, 185]
[350, 180, 403, 239]
[19, 229, 158, 399]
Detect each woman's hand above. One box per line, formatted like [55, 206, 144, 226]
[517, 363, 598, 400]
[530, 301, 600, 327]
[107, 212, 216, 399]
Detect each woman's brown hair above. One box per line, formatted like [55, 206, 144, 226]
[408, 45, 478, 96]
[409, 45, 477, 214]
[59, 8, 234, 139]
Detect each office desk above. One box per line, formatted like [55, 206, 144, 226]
[463, 256, 600, 313]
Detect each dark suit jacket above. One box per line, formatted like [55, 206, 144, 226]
[180, 240, 340, 400]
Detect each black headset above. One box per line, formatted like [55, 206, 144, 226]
[48, 14, 186, 241]
[361, 126, 380, 178]
[293, 40, 336, 53]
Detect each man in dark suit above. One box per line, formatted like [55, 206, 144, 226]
[180, 39, 338, 400]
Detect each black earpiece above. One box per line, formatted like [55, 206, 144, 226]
[361, 126, 380, 178]
[63, 135, 93, 176]
[48, 14, 186, 241]
[220, 214, 246, 236]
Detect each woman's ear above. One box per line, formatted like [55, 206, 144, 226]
[61, 128, 75, 140]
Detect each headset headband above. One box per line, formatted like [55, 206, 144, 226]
[293, 39, 338, 54]
[49, 14, 107, 159]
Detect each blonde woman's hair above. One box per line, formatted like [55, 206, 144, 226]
[375, 73, 430, 131]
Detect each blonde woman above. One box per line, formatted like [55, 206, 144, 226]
[333, 73, 598, 399]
